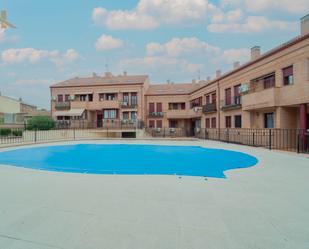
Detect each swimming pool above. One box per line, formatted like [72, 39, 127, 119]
[0, 144, 258, 178]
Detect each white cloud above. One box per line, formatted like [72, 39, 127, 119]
[119, 37, 251, 81]
[146, 37, 220, 57]
[92, 0, 215, 30]
[1, 48, 80, 66]
[95, 34, 124, 51]
[221, 0, 309, 14]
[208, 16, 297, 33]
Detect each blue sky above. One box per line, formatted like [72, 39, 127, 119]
[0, 0, 308, 108]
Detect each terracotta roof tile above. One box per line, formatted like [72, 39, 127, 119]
[51, 75, 149, 88]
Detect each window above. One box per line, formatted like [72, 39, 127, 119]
[79, 95, 87, 102]
[99, 93, 104, 101]
[283, 65, 294, 85]
[211, 117, 216, 128]
[123, 112, 129, 120]
[64, 94, 70, 102]
[106, 93, 117, 100]
[206, 95, 210, 104]
[156, 103, 163, 112]
[156, 120, 163, 128]
[211, 93, 216, 104]
[225, 116, 232, 128]
[131, 93, 138, 106]
[103, 109, 118, 119]
[169, 103, 186, 110]
[225, 88, 231, 106]
[149, 103, 155, 113]
[149, 120, 155, 128]
[131, 111, 137, 120]
[190, 97, 202, 108]
[123, 93, 129, 103]
[57, 94, 63, 102]
[234, 85, 241, 105]
[205, 118, 210, 128]
[235, 115, 242, 128]
[88, 94, 93, 102]
[263, 74, 275, 89]
[264, 113, 274, 128]
[169, 120, 178, 128]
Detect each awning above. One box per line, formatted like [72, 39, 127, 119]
[53, 109, 85, 117]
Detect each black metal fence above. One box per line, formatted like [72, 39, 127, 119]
[145, 127, 309, 154]
[1, 126, 308, 154]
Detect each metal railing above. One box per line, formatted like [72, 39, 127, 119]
[221, 96, 242, 110]
[203, 103, 217, 113]
[147, 112, 164, 118]
[1, 126, 308, 154]
[196, 128, 309, 153]
[54, 101, 71, 110]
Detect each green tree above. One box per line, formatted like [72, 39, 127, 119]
[27, 116, 55, 130]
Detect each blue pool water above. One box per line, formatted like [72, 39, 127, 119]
[0, 144, 258, 178]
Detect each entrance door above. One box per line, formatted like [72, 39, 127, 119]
[97, 114, 103, 128]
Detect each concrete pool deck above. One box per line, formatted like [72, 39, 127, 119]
[0, 140, 308, 249]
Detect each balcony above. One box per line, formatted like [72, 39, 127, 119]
[148, 112, 164, 118]
[242, 87, 279, 111]
[203, 103, 217, 114]
[120, 101, 138, 109]
[221, 96, 242, 111]
[54, 101, 71, 110]
[70, 100, 119, 110]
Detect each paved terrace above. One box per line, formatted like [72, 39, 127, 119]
[0, 140, 308, 249]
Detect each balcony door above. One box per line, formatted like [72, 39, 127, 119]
[225, 88, 231, 105]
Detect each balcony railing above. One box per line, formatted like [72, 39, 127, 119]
[54, 101, 71, 110]
[203, 103, 217, 113]
[221, 96, 242, 111]
[120, 101, 138, 109]
[148, 112, 164, 118]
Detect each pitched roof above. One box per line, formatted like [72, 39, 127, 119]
[146, 82, 207, 96]
[51, 74, 149, 88]
[191, 33, 309, 94]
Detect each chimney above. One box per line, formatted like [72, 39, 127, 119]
[123, 71, 127, 76]
[192, 79, 197, 84]
[105, 72, 113, 78]
[92, 72, 97, 77]
[206, 76, 211, 82]
[216, 70, 221, 78]
[233, 61, 240, 69]
[251, 46, 261, 60]
[301, 14, 309, 36]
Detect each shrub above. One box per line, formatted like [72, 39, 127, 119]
[0, 128, 12, 137]
[12, 130, 23, 137]
[27, 116, 55, 131]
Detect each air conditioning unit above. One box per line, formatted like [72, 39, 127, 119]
[51, 96, 56, 101]
[193, 107, 202, 112]
[240, 83, 249, 93]
[69, 95, 75, 100]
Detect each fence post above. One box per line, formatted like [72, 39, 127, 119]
[34, 129, 37, 143]
[73, 128, 76, 140]
[269, 129, 272, 150]
[297, 133, 300, 154]
[252, 132, 255, 146]
[227, 129, 229, 143]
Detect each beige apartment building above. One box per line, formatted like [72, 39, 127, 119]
[50, 72, 149, 128]
[50, 15, 309, 135]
